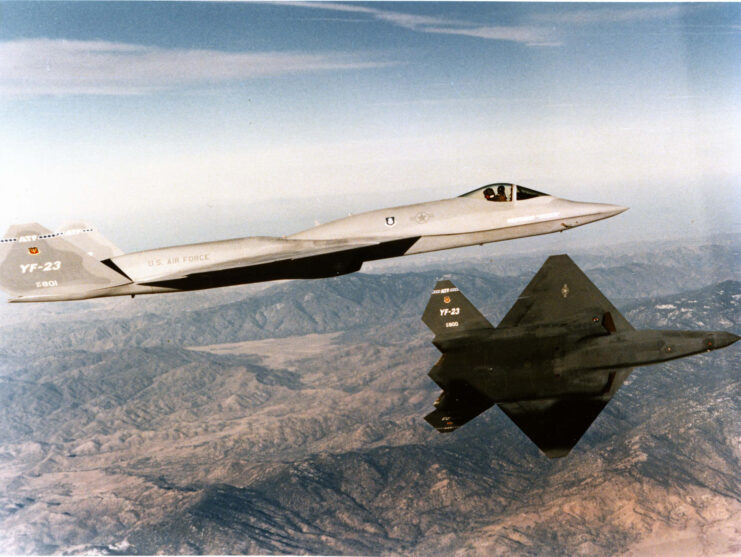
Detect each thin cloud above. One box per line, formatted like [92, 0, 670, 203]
[537, 6, 686, 26]
[425, 25, 560, 46]
[284, 2, 558, 46]
[0, 39, 396, 97]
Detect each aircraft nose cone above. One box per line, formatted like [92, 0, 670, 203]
[717, 332, 739, 348]
[707, 332, 740, 350]
[600, 204, 629, 218]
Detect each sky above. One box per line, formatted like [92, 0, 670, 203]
[0, 2, 739, 251]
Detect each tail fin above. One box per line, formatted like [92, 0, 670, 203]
[424, 382, 494, 433]
[57, 222, 124, 260]
[422, 279, 493, 338]
[0, 223, 130, 301]
[497, 254, 634, 332]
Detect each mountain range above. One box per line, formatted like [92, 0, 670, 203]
[0, 238, 738, 555]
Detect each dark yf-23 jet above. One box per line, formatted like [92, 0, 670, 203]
[422, 255, 739, 457]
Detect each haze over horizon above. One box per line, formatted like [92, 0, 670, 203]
[1, 2, 739, 250]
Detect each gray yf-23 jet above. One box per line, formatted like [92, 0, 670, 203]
[422, 255, 738, 457]
[0, 183, 625, 302]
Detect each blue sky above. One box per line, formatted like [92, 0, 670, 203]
[1, 2, 739, 250]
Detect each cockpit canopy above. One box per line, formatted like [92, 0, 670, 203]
[459, 183, 548, 202]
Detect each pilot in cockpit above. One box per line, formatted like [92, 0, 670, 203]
[484, 185, 508, 202]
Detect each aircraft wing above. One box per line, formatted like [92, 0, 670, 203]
[498, 254, 634, 331]
[498, 396, 611, 458]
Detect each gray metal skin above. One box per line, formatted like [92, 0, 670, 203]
[0, 183, 626, 302]
[422, 255, 739, 458]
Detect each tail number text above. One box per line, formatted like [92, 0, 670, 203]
[20, 261, 62, 274]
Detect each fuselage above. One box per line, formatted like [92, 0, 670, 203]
[109, 186, 625, 295]
[3, 183, 627, 302]
[430, 326, 739, 403]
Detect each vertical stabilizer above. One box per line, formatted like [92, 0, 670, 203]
[57, 222, 124, 260]
[498, 254, 634, 331]
[422, 279, 493, 338]
[0, 223, 130, 300]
